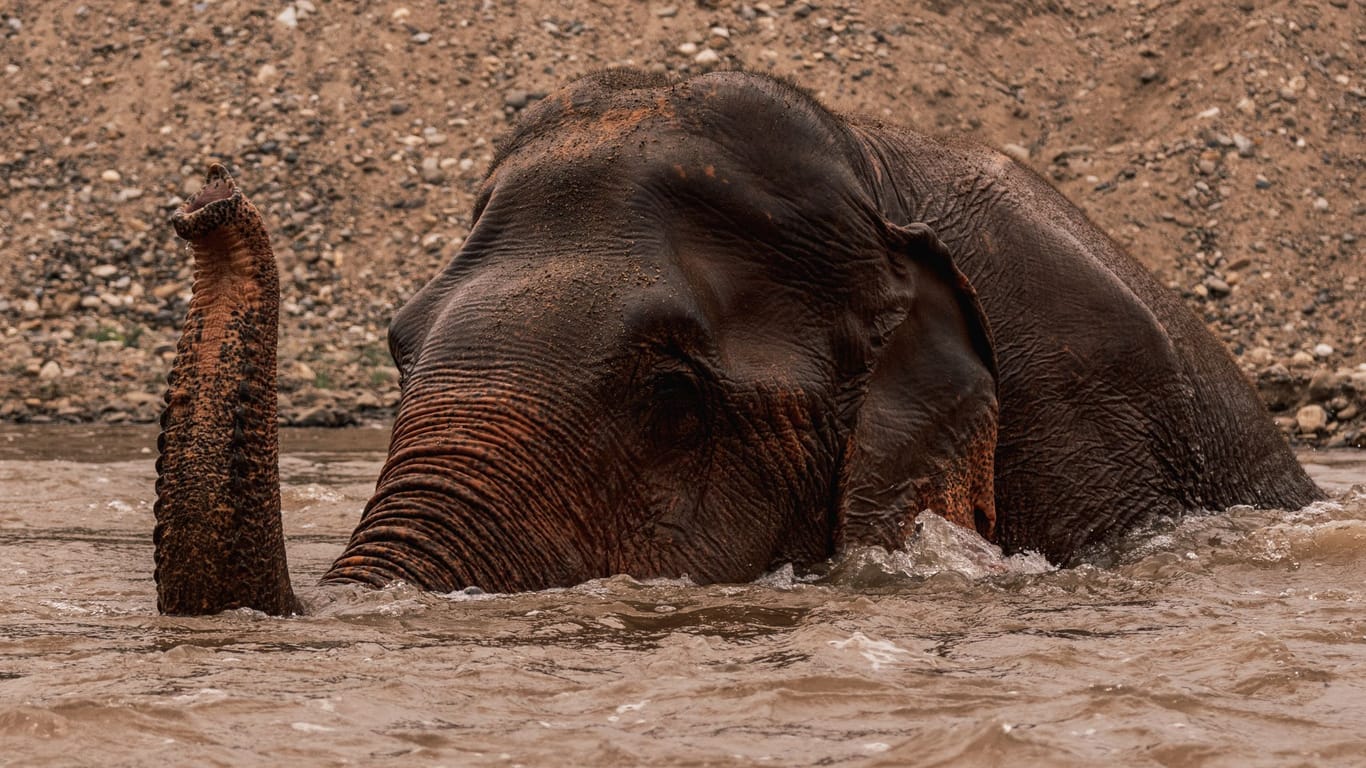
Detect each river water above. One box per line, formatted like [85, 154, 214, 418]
[1, 425, 1364, 767]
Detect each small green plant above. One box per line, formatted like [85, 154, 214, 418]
[86, 324, 146, 348]
[313, 370, 334, 390]
[89, 325, 122, 343]
[358, 343, 389, 367]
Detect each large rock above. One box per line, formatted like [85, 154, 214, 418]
[1256, 364, 1301, 411]
[1306, 369, 1346, 403]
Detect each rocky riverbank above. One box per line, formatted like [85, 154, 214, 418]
[2, 0, 1361, 446]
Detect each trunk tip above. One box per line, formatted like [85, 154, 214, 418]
[170, 162, 247, 241]
[205, 162, 233, 185]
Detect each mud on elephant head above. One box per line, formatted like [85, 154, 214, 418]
[154, 70, 1320, 615]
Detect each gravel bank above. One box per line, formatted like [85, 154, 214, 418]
[1, 1, 1361, 446]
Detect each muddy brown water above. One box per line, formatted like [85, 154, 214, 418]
[1, 425, 1363, 767]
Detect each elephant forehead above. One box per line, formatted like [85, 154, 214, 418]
[529, 106, 672, 169]
[416, 255, 634, 358]
[487, 73, 866, 207]
[486, 88, 678, 188]
[443, 256, 633, 319]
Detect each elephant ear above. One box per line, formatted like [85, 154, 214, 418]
[836, 222, 1000, 551]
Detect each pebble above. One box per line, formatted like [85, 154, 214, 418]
[100, 170, 121, 183]
[293, 361, 317, 384]
[1001, 143, 1031, 163]
[38, 361, 62, 380]
[1203, 276, 1231, 297]
[1295, 404, 1327, 434]
[152, 282, 184, 300]
[695, 49, 720, 66]
[1312, 197, 1329, 211]
[1314, 343, 1335, 358]
[420, 156, 445, 183]
[295, 406, 351, 427]
[1290, 351, 1316, 368]
[504, 89, 530, 109]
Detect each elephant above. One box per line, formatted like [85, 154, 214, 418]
[153, 70, 1322, 615]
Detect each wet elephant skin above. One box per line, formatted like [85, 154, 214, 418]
[322, 68, 1320, 587]
[158, 70, 1321, 613]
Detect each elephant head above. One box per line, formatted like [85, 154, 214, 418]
[158, 69, 1325, 614]
[321, 71, 999, 593]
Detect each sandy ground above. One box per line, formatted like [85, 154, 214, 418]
[0, 0, 1361, 444]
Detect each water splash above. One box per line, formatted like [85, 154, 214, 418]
[825, 511, 1055, 587]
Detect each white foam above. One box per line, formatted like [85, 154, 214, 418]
[829, 511, 1055, 585]
[828, 632, 915, 672]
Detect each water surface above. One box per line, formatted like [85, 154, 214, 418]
[2, 425, 1364, 766]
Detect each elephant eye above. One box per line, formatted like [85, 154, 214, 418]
[642, 369, 708, 446]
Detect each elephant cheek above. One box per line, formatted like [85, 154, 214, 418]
[921, 419, 997, 541]
[837, 415, 998, 551]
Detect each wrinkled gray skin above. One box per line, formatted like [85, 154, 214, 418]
[315, 70, 1319, 595]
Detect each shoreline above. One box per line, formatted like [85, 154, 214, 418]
[4, 328, 1363, 448]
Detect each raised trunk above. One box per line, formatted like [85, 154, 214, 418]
[153, 164, 297, 615]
